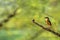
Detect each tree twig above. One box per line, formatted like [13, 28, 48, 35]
[32, 19, 60, 37]
[5, 7, 18, 22]
[0, 7, 18, 27]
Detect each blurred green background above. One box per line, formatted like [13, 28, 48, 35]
[0, 0, 60, 40]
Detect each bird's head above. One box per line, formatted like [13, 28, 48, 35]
[45, 17, 49, 21]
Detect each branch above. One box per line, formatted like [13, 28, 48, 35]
[4, 8, 18, 23]
[32, 19, 60, 37]
[0, 7, 18, 27]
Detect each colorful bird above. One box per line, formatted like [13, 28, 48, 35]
[45, 17, 52, 27]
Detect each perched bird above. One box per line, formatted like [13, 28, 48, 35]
[45, 17, 52, 27]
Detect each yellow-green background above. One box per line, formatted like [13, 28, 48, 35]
[0, 0, 60, 40]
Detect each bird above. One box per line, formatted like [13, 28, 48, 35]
[45, 17, 52, 27]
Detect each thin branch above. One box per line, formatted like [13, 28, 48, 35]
[0, 7, 18, 27]
[4, 7, 18, 23]
[32, 19, 60, 37]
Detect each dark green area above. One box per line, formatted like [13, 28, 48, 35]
[0, 0, 60, 40]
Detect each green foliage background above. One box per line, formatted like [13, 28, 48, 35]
[0, 0, 60, 40]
